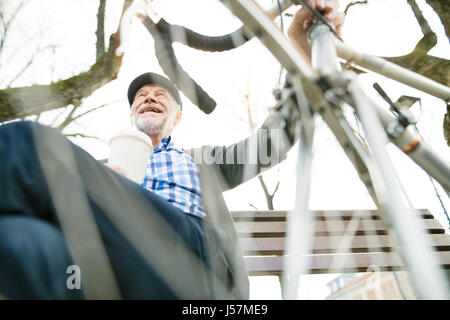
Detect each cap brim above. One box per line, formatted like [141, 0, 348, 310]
[127, 72, 182, 109]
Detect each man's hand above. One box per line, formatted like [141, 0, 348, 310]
[288, 0, 345, 63]
[104, 162, 128, 177]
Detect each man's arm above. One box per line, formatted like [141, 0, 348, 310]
[288, 0, 345, 65]
[199, 100, 299, 191]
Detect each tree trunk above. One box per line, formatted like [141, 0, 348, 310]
[384, 53, 450, 87]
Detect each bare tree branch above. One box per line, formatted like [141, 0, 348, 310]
[49, 106, 71, 127]
[6, 44, 57, 87]
[0, 1, 27, 53]
[419, 0, 450, 146]
[381, 0, 447, 89]
[305, 1, 449, 145]
[344, 1, 449, 145]
[96, 0, 106, 59]
[257, 174, 280, 210]
[407, 0, 437, 53]
[408, 0, 432, 36]
[344, 0, 368, 15]
[426, 0, 450, 41]
[64, 132, 105, 142]
[0, 1, 132, 122]
[58, 104, 80, 131]
[272, 180, 280, 197]
[0, 27, 42, 73]
[71, 99, 120, 122]
[54, 99, 119, 134]
[258, 175, 271, 200]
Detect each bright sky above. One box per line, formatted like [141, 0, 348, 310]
[1, 0, 449, 299]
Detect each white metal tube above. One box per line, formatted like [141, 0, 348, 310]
[349, 80, 450, 300]
[310, 23, 341, 76]
[282, 76, 316, 300]
[370, 101, 450, 192]
[336, 40, 450, 101]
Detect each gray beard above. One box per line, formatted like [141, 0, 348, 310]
[133, 111, 177, 137]
[134, 116, 165, 136]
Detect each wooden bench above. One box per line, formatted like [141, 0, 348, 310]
[231, 209, 450, 276]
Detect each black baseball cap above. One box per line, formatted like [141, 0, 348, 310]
[127, 72, 182, 109]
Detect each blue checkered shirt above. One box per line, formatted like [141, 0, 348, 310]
[141, 136, 206, 218]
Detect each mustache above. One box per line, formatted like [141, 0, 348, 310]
[137, 103, 164, 114]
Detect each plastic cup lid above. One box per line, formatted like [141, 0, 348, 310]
[109, 129, 153, 148]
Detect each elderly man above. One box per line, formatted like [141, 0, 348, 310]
[0, 1, 343, 299]
[108, 73, 207, 219]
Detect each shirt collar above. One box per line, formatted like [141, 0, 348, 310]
[153, 135, 174, 153]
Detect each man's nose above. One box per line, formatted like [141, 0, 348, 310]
[144, 92, 157, 103]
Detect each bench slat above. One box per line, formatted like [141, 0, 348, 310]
[234, 219, 444, 235]
[231, 209, 433, 221]
[231, 209, 450, 276]
[238, 234, 450, 255]
[245, 251, 450, 275]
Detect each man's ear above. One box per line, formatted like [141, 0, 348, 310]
[130, 112, 134, 126]
[174, 110, 182, 126]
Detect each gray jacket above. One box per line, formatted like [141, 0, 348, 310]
[185, 101, 299, 299]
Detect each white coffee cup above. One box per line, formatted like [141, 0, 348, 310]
[108, 129, 153, 184]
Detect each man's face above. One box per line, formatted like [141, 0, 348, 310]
[130, 84, 181, 137]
